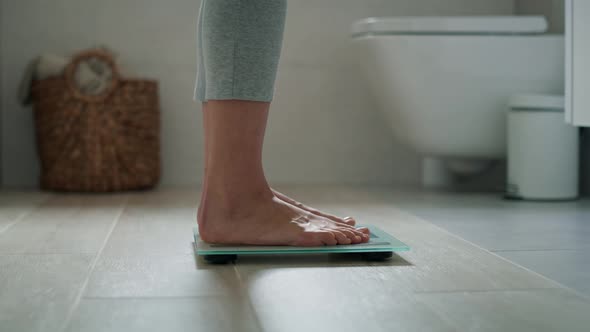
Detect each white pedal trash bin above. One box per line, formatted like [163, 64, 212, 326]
[506, 94, 579, 201]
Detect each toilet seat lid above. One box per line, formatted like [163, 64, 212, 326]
[351, 16, 548, 36]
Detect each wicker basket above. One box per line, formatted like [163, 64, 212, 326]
[31, 49, 161, 192]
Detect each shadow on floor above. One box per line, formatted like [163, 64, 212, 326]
[194, 251, 413, 269]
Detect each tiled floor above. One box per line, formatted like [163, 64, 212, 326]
[1, 186, 589, 332]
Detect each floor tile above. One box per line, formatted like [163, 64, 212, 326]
[0, 254, 93, 332]
[236, 264, 454, 332]
[101, 189, 199, 257]
[84, 254, 241, 298]
[0, 191, 48, 232]
[497, 250, 590, 298]
[65, 297, 261, 332]
[0, 194, 127, 254]
[416, 288, 590, 332]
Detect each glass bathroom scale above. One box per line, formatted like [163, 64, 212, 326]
[193, 225, 410, 264]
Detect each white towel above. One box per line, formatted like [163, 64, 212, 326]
[18, 46, 133, 105]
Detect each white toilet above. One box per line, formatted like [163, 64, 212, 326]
[352, 16, 564, 188]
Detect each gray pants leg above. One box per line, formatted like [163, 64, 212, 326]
[194, 0, 287, 102]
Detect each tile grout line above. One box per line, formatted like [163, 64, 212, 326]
[413, 287, 565, 295]
[414, 287, 590, 302]
[232, 264, 265, 332]
[58, 195, 129, 332]
[491, 248, 581, 253]
[83, 295, 229, 300]
[0, 193, 51, 234]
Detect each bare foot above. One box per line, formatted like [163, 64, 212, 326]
[272, 189, 357, 226]
[198, 190, 370, 246]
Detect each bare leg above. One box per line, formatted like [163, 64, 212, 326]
[197, 100, 369, 246]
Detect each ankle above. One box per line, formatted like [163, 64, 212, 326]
[199, 178, 273, 218]
[197, 182, 274, 243]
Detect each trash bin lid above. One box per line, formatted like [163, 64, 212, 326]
[509, 94, 565, 112]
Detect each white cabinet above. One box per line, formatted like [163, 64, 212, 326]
[566, 0, 590, 127]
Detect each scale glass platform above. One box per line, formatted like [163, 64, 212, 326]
[193, 225, 409, 263]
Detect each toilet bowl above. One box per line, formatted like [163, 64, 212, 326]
[352, 16, 564, 188]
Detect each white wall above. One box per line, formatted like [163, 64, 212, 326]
[1, 0, 514, 188]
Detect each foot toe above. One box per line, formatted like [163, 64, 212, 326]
[338, 228, 361, 243]
[343, 216, 356, 226]
[332, 230, 352, 245]
[360, 233, 370, 242]
[357, 227, 370, 235]
[318, 231, 338, 246]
